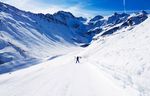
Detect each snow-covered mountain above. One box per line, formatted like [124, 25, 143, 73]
[0, 1, 149, 73]
[0, 15, 150, 96]
[0, 2, 91, 73]
[81, 15, 150, 96]
[87, 11, 148, 37]
[0, 2, 150, 96]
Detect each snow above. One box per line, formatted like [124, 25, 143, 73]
[0, 1, 150, 96]
[0, 50, 137, 96]
[0, 2, 91, 73]
[80, 16, 150, 96]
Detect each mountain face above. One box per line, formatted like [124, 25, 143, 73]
[83, 16, 150, 96]
[86, 11, 148, 37]
[0, 2, 92, 72]
[0, 2, 149, 73]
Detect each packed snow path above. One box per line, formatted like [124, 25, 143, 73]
[0, 52, 132, 96]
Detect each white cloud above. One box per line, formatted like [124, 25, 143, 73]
[1, 0, 99, 18]
[1, 0, 34, 9]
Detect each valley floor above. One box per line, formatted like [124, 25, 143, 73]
[0, 50, 138, 96]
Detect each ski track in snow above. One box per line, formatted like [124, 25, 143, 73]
[0, 51, 134, 96]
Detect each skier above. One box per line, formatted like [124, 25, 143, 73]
[127, 18, 133, 26]
[76, 56, 81, 63]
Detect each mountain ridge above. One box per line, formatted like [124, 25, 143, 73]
[0, 1, 149, 73]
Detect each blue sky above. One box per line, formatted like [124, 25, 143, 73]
[37, 0, 150, 11]
[1, 0, 150, 17]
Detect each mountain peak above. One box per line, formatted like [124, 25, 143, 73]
[141, 10, 148, 15]
[53, 11, 75, 18]
[90, 15, 104, 22]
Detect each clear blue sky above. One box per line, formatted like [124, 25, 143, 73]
[1, 0, 150, 17]
[37, 0, 150, 11]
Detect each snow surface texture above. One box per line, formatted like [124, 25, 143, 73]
[0, 50, 138, 96]
[81, 16, 150, 96]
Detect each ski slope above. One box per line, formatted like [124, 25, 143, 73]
[80, 16, 150, 96]
[0, 50, 136, 96]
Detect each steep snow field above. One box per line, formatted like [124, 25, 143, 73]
[0, 2, 90, 73]
[81, 16, 150, 96]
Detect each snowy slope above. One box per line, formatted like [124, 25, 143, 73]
[81, 16, 150, 96]
[1, 16, 149, 96]
[0, 2, 91, 73]
[0, 49, 138, 96]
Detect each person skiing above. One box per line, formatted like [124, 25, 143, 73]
[127, 18, 133, 26]
[76, 56, 81, 63]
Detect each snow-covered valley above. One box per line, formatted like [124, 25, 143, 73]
[0, 50, 138, 96]
[0, 2, 91, 73]
[0, 1, 150, 96]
